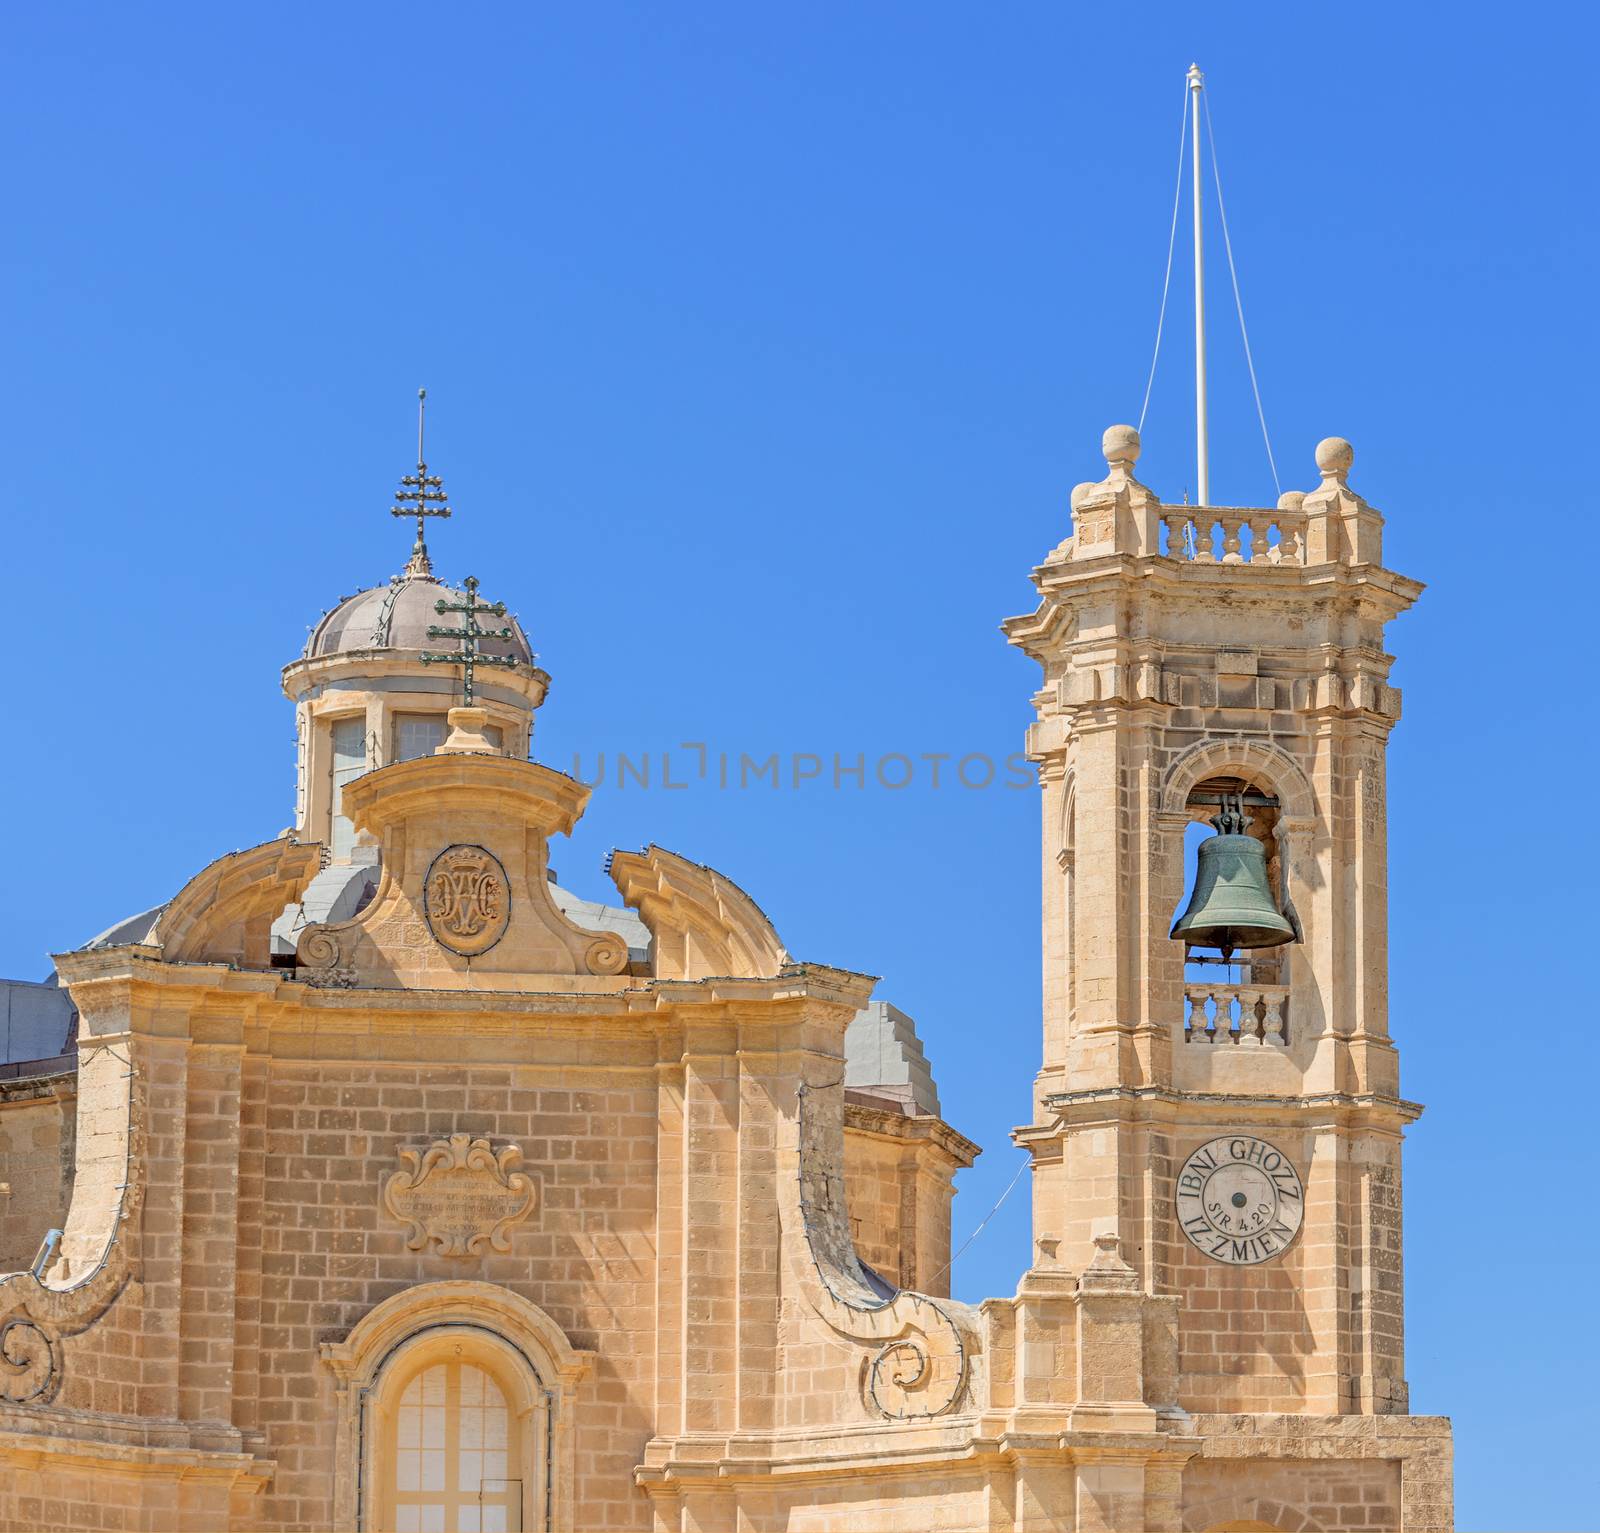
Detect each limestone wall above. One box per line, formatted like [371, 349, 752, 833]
[843, 1121, 902, 1282]
[1183, 1414, 1453, 1533]
[841, 1095, 971, 1296]
[1182, 1456, 1399, 1531]
[0, 1074, 74, 1275]
[243, 1058, 660, 1530]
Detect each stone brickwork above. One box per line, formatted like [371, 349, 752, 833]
[1184, 1413, 1453, 1533]
[246, 1062, 660, 1529]
[1182, 1456, 1399, 1531]
[842, 1090, 976, 1294]
[0, 1073, 74, 1274]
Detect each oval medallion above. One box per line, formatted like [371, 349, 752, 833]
[1176, 1134, 1304, 1266]
[423, 844, 512, 957]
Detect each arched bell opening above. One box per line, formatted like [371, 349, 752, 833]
[1170, 774, 1298, 1045]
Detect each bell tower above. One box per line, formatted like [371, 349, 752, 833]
[1005, 425, 1423, 1418]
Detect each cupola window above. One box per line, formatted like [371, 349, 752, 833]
[329, 716, 368, 859]
[395, 713, 504, 762]
[395, 713, 449, 763]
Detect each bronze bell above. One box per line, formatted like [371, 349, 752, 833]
[1170, 795, 1295, 959]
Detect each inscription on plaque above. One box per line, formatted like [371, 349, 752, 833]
[1176, 1134, 1304, 1266]
[382, 1134, 538, 1257]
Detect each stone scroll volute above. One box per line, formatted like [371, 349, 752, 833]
[789, 1078, 973, 1422]
[382, 1135, 538, 1257]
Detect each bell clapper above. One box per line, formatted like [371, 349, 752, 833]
[1215, 793, 1244, 978]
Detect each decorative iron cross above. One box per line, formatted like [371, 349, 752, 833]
[422, 576, 519, 705]
[391, 389, 451, 575]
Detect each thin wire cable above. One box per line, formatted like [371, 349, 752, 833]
[1137, 84, 1191, 434]
[1201, 89, 1280, 498]
[927, 1153, 1030, 1291]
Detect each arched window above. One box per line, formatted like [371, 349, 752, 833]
[1171, 774, 1290, 970]
[321, 1283, 590, 1533]
[1169, 772, 1297, 1045]
[381, 1337, 531, 1532]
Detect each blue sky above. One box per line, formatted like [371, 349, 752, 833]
[2, 5, 1594, 1527]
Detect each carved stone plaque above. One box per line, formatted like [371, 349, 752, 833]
[383, 1135, 537, 1257]
[423, 844, 511, 956]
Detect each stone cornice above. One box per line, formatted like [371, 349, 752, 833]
[1027, 550, 1422, 604]
[1184, 1410, 1454, 1451]
[1005, 554, 1423, 663]
[44, 949, 874, 1040]
[1027, 1085, 1425, 1130]
[340, 752, 589, 839]
[281, 648, 548, 709]
[842, 1098, 982, 1167]
[635, 1418, 1199, 1492]
[0, 1435, 270, 1491]
[0, 1069, 76, 1104]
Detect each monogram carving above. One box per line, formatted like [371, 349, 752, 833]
[423, 844, 511, 956]
[382, 1135, 538, 1257]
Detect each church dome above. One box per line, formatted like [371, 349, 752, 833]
[304, 570, 533, 665]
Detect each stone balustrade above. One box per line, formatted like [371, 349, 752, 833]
[1183, 983, 1289, 1046]
[1061, 427, 1383, 569]
[1160, 501, 1307, 565]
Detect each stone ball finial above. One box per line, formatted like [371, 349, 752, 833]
[1102, 424, 1141, 465]
[1277, 490, 1306, 513]
[1314, 436, 1353, 478]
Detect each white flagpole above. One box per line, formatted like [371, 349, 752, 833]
[1188, 62, 1209, 507]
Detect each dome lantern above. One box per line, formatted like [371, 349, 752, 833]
[280, 395, 548, 859]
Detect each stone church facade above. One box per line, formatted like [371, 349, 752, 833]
[0, 423, 1452, 1530]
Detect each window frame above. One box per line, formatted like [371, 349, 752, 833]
[369, 1324, 546, 1533]
[329, 712, 370, 860]
[392, 712, 452, 765]
[321, 1282, 591, 1533]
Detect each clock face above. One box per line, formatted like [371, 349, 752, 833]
[1176, 1135, 1303, 1266]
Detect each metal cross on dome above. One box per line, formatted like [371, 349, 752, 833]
[390, 389, 451, 576]
[422, 576, 519, 706]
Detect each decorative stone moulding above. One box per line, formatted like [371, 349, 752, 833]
[295, 925, 358, 988]
[382, 1135, 538, 1257]
[287, 754, 642, 985]
[0, 1003, 149, 1406]
[319, 1282, 591, 1533]
[0, 1314, 59, 1404]
[584, 936, 628, 975]
[607, 844, 791, 980]
[423, 843, 512, 956]
[790, 1077, 973, 1422]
